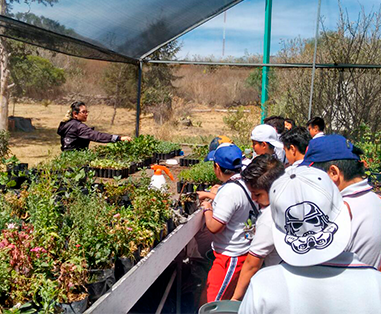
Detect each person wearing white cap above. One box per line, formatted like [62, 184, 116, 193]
[239, 167, 381, 314]
[250, 124, 287, 164]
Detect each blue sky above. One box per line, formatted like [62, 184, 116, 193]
[10, 0, 381, 60]
[177, 0, 381, 60]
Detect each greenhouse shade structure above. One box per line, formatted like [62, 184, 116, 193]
[0, 0, 244, 63]
[1, 0, 381, 135]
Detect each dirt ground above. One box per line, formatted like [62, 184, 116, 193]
[9, 102, 260, 167]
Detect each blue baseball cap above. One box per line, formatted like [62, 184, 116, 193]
[209, 143, 242, 170]
[204, 136, 233, 161]
[301, 134, 360, 166]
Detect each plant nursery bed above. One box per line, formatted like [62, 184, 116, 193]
[84, 209, 204, 314]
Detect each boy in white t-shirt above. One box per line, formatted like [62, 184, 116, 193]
[231, 154, 285, 301]
[280, 127, 311, 172]
[239, 167, 381, 314]
[199, 144, 254, 304]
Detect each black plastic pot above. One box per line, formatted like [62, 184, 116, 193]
[6, 163, 28, 175]
[129, 163, 137, 174]
[178, 182, 208, 194]
[60, 295, 88, 314]
[86, 268, 115, 302]
[115, 257, 135, 281]
[119, 194, 132, 208]
[179, 157, 200, 167]
[177, 181, 183, 193]
[184, 201, 198, 215]
[8, 175, 28, 189]
[167, 217, 176, 233]
[91, 167, 128, 179]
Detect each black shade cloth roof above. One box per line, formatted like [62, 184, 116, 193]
[0, 0, 243, 63]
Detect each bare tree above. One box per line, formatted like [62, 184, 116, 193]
[273, 3, 381, 140]
[102, 63, 137, 125]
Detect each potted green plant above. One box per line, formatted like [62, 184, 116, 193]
[178, 161, 219, 193]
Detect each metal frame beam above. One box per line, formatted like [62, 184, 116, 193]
[146, 59, 381, 69]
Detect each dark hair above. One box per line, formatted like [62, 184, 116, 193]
[70, 101, 85, 117]
[284, 118, 296, 129]
[214, 162, 241, 175]
[280, 127, 311, 154]
[242, 154, 285, 192]
[264, 115, 285, 134]
[312, 159, 365, 181]
[306, 116, 325, 132]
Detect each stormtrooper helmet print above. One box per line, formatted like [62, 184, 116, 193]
[270, 166, 351, 267]
[284, 201, 338, 254]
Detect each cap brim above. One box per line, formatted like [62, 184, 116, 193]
[204, 150, 216, 162]
[272, 201, 351, 266]
[268, 140, 283, 149]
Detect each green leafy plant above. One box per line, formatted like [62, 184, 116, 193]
[178, 161, 219, 185]
[190, 145, 209, 160]
[155, 141, 181, 154]
[223, 106, 253, 145]
[41, 149, 97, 172]
[356, 123, 381, 173]
[89, 159, 130, 170]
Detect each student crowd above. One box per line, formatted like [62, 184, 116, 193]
[198, 116, 381, 314]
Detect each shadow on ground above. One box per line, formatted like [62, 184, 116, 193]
[9, 127, 60, 148]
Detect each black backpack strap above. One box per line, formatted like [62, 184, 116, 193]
[225, 180, 260, 219]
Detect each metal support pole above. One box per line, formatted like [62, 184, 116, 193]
[135, 61, 143, 137]
[260, 0, 273, 123]
[308, 0, 322, 120]
[176, 257, 182, 314]
[155, 269, 177, 314]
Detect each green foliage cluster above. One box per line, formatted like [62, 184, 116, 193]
[190, 145, 209, 160]
[178, 161, 219, 184]
[89, 159, 130, 169]
[246, 67, 277, 97]
[10, 52, 65, 99]
[156, 141, 181, 154]
[223, 106, 252, 145]
[41, 149, 97, 172]
[94, 135, 159, 162]
[356, 124, 381, 173]
[0, 166, 172, 311]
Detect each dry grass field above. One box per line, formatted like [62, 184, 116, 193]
[9, 101, 261, 167]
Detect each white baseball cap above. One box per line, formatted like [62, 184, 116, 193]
[270, 166, 351, 267]
[251, 124, 283, 149]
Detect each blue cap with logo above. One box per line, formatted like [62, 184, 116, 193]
[208, 143, 242, 170]
[301, 134, 360, 166]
